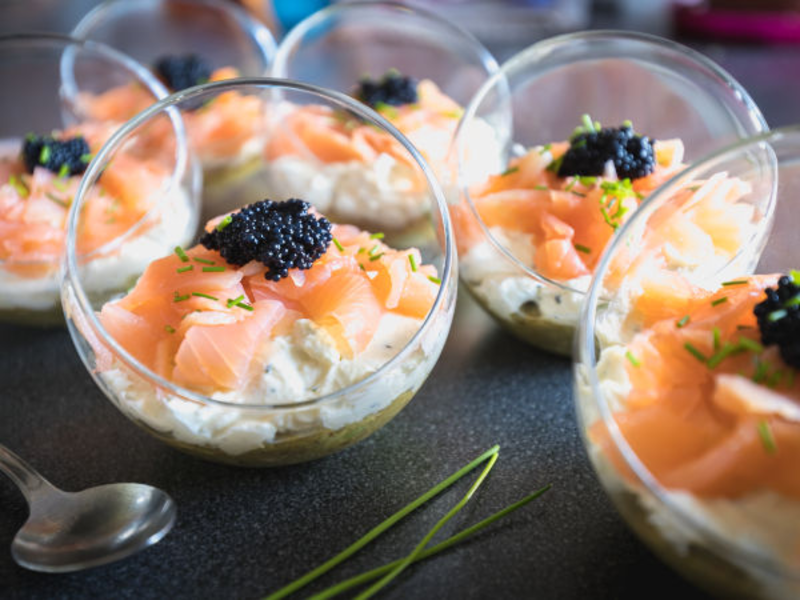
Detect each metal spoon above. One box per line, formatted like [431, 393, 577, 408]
[0, 443, 176, 572]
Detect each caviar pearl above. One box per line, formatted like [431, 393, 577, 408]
[154, 54, 212, 92]
[21, 134, 91, 176]
[200, 199, 333, 282]
[355, 71, 418, 108]
[557, 125, 655, 181]
[754, 275, 800, 369]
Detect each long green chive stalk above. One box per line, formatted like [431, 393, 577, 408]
[263, 446, 500, 600]
[310, 484, 552, 600]
[352, 453, 500, 600]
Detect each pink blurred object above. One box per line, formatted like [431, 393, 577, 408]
[675, 4, 800, 44]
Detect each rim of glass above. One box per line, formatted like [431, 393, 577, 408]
[455, 29, 769, 297]
[0, 31, 182, 271]
[72, 0, 277, 74]
[65, 76, 455, 412]
[579, 125, 800, 580]
[271, 0, 500, 82]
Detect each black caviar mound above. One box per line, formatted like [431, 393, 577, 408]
[754, 275, 800, 369]
[154, 54, 212, 92]
[557, 125, 655, 180]
[200, 199, 332, 282]
[21, 134, 91, 176]
[355, 71, 418, 108]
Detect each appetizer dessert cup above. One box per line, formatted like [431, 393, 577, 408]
[0, 33, 197, 326]
[270, 0, 501, 232]
[62, 78, 457, 467]
[72, 0, 278, 215]
[576, 127, 800, 599]
[452, 30, 768, 356]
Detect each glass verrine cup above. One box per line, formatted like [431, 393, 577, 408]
[72, 0, 278, 213]
[575, 127, 800, 599]
[270, 0, 500, 233]
[62, 78, 457, 467]
[0, 33, 198, 326]
[452, 30, 769, 357]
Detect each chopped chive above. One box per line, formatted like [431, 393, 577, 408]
[193, 257, 215, 265]
[574, 243, 591, 254]
[713, 327, 721, 351]
[164, 324, 176, 334]
[564, 179, 576, 192]
[501, 166, 519, 177]
[622, 119, 633, 128]
[408, 254, 418, 272]
[684, 342, 708, 363]
[707, 342, 743, 369]
[173, 292, 190, 303]
[202, 266, 226, 272]
[8, 175, 29, 197]
[753, 360, 769, 383]
[791, 269, 800, 285]
[769, 309, 787, 322]
[45, 191, 68, 208]
[359, 263, 366, 271]
[581, 114, 595, 132]
[215, 214, 233, 231]
[785, 295, 800, 307]
[39, 145, 51, 164]
[625, 351, 641, 367]
[235, 301, 254, 311]
[767, 370, 783, 389]
[428, 275, 442, 285]
[80, 153, 93, 163]
[177, 265, 193, 273]
[192, 292, 218, 301]
[370, 232, 385, 240]
[368, 244, 380, 256]
[533, 185, 548, 191]
[546, 154, 564, 173]
[538, 143, 552, 155]
[578, 176, 597, 186]
[333, 238, 345, 252]
[676, 315, 690, 328]
[711, 296, 728, 307]
[757, 420, 777, 455]
[226, 294, 245, 308]
[174, 246, 189, 262]
[52, 177, 68, 192]
[369, 252, 384, 262]
[721, 279, 748, 287]
[357, 247, 366, 254]
[738, 337, 764, 353]
[58, 164, 70, 179]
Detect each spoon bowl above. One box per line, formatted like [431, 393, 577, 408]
[1, 444, 176, 573]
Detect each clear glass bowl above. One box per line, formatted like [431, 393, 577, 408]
[0, 33, 198, 326]
[452, 30, 769, 356]
[61, 78, 457, 467]
[575, 126, 800, 599]
[72, 0, 278, 214]
[271, 0, 499, 232]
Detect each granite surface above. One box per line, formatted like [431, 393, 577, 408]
[1, 1, 800, 599]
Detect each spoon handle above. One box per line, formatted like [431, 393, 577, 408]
[0, 444, 56, 501]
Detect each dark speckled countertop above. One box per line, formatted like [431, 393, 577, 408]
[1, 2, 800, 599]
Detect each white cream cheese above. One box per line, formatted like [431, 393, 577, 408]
[0, 185, 196, 313]
[460, 226, 589, 327]
[98, 312, 437, 456]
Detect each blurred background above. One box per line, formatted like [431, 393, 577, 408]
[3, 0, 799, 125]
